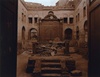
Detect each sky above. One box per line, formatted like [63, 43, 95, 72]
[24, 0, 59, 6]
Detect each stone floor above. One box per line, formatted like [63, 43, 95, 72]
[17, 51, 88, 77]
[17, 51, 32, 77]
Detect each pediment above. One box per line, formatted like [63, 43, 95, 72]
[43, 11, 58, 20]
[44, 14, 58, 20]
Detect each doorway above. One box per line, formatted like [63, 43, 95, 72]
[64, 28, 72, 40]
[28, 28, 38, 40]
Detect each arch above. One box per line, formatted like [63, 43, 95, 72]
[64, 28, 72, 40]
[28, 28, 38, 40]
[22, 26, 25, 40]
[30, 28, 37, 32]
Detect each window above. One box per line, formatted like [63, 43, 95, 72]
[78, 13, 80, 21]
[22, 13, 24, 21]
[24, 15, 26, 22]
[28, 17, 32, 23]
[22, 27, 25, 40]
[34, 17, 38, 23]
[69, 17, 74, 24]
[76, 26, 79, 40]
[83, 7, 86, 17]
[76, 15, 77, 23]
[64, 18, 68, 23]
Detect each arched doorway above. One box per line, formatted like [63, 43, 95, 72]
[84, 20, 88, 42]
[22, 26, 25, 40]
[64, 28, 72, 40]
[22, 26, 25, 48]
[28, 28, 38, 40]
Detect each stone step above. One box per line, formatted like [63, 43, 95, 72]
[42, 62, 60, 65]
[41, 70, 62, 74]
[42, 60, 60, 63]
[41, 59, 62, 77]
[41, 74, 61, 77]
[41, 67, 61, 70]
[41, 64, 61, 68]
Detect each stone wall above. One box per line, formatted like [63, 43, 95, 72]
[18, 0, 28, 50]
[74, 0, 87, 47]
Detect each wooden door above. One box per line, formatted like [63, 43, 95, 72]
[88, 0, 100, 77]
[0, 0, 18, 77]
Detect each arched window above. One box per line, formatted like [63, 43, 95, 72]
[22, 26, 25, 40]
[22, 13, 24, 21]
[78, 13, 80, 21]
[76, 15, 78, 23]
[76, 26, 79, 40]
[84, 21, 88, 42]
[83, 6, 86, 17]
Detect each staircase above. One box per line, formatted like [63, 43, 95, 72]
[41, 60, 62, 77]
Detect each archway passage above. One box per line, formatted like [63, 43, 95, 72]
[28, 28, 38, 40]
[64, 28, 72, 40]
[22, 26, 25, 40]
